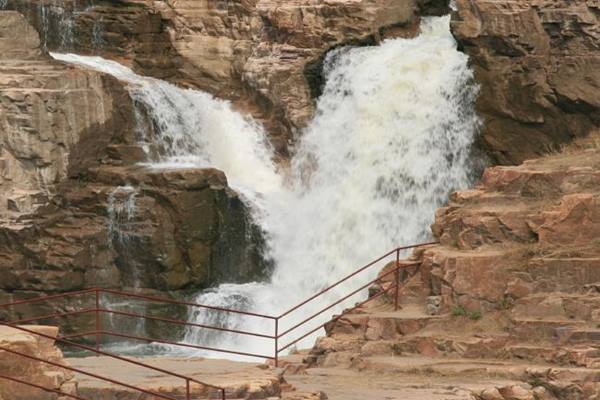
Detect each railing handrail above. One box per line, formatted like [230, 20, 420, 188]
[277, 242, 437, 319]
[0, 324, 226, 399]
[0, 344, 179, 400]
[277, 261, 419, 339]
[0, 243, 436, 320]
[0, 241, 438, 376]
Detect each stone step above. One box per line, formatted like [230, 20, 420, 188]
[385, 334, 510, 360]
[509, 318, 590, 340]
[525, 258, 600, 293]
[505, 344, 600, 368]
[326, 304, 446, 340]
[512, 292, 600, 322]
[559, 328, 600, 345]
[354, 332, 600, 368]
[354, 355, 600, 382]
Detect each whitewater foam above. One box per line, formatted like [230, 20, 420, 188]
[52, 15, 479, 360]
[184, 15, 479, 357]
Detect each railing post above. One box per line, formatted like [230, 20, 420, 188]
[222, 388, 226, 400]
[95, 289, 101, 355]
[185, 379, 190, 400]
[394, 249, 400, 311]
[274, 318, 279, 368]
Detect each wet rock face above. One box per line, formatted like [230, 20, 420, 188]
[1, 0, 450, 156]
[452, 0, 600, 165]
[0, 11, 269, 316]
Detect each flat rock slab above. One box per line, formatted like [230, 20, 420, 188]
[286, 366, 518, 400]
[69, 356, 283, 399]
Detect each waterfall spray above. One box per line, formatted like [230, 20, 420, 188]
[52, 15, 479, 359]
[184, 15, 480, 357]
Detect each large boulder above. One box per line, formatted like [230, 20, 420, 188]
[0, 325, 78, 400]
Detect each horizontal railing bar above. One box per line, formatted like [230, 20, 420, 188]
[99, 308, 275, 339]
[0, 289, 96, 308]
[9, 308, 96, 325]
[2, 324, 224, 392]
[0, 345, 178, 400]
[58, 331, 99, 341]
[0, 373, 88, 400]
[277, 243, 434, 319]
[278, 264, 404, 338]
[101, 331, 276, 361]
[278, 283, 395, 353]
[99, 288, 277, 320]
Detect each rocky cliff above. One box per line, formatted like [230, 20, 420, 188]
[6, 0, 596, 164]
[452, 0, 600, 165]
[1, 0, 450, 155]
[0, 11, 268, 317]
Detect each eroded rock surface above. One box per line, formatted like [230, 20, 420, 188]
[1, 0, 450, 154]
[0, 325, 78, 400]
[452, 0, 600, 165]
[297, 143, 600, 399]
[0, 11, 268, 331]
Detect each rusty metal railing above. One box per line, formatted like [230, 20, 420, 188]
[0, 242, 436, 397]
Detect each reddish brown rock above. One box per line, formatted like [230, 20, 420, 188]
[2, 0, 449, 155]
[0, 325, 78, 400]
[0, 11, 270, 336]
[451, 0, 600, 165]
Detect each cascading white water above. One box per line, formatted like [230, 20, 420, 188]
[184, 15, 479, 358]
[50, 52, 282, 206]
[52, 15, 479, 360]
[107, 185, 137, 247]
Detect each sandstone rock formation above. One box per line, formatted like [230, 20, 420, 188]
[1, 0, 450, 155]
[452, 0, 600, 165]
[8, 0, 598, 165]
[300, 141, 600, 399]
[0, 325, 78, 400]
[0, 10, 269, 331]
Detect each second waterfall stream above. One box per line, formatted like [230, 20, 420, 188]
[52, 16, 479, 359]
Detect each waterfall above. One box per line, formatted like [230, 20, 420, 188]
[104, 186, 147, 343]
[107, 185, 137, 248]
[184, 15, 479, 357]
[52, 15, 479, 359]
[51, 52, 282, 206]
[2, 0, 100, 52]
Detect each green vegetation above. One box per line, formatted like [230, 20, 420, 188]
[452, 304, 482, 320]
[468, 310, 482, 320]
[391, 343, 403, 356]
[451, 305, 467, 317]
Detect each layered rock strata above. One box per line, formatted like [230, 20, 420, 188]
[300, 143, 600, 399]
[0, 11, 268, 332]
[0, 325, 78, 400]
[452, 0, 600, 165]
[1, 0, 450, 155]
